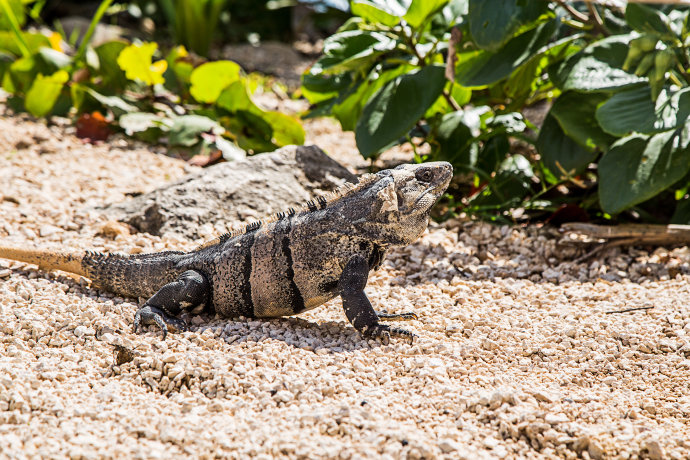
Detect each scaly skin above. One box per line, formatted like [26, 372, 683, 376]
[0, 162, 453, 343]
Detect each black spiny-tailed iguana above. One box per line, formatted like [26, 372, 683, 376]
[0, 162, 452, 344]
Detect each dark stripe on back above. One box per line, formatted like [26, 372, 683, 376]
[239, 231, 255, 316]
[278, 217, 306, 314]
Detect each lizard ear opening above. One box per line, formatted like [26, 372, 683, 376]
[376, 180, 398, 213]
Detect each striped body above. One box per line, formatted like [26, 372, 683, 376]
[79, 182, 390, 319]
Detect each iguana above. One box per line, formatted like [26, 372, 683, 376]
[0, 162, 452, 344]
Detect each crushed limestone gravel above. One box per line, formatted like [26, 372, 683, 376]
[1, 113, 690, 459]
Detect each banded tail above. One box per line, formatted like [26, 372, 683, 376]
[0, 244, 187, 298]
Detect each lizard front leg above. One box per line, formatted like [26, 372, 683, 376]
[338, 255, 415, 345]
[133, 269, 210, 339]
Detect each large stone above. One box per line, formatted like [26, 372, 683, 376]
[103, 145, 356, 239]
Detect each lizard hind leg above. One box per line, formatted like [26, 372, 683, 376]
[133, 269, 211, 340]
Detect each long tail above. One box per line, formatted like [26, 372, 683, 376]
[0, 244, 187, 298]
[0, 245, 88, 277]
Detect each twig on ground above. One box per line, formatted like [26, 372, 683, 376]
[605, 306, 655, 314]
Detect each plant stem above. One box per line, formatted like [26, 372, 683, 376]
[0, 0, 30, 57]
[443, 89, 461, 111]
[554, 0, 588, 23]
[74, 0, 114, 64]
[586, 1, 610, 36]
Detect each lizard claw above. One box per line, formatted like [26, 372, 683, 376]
[376, 310, 418, 321]
[133, 305, 187, 340]
[363, 324, 415, 345]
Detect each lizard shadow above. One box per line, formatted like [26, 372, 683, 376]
[186, 314, 388, 353]
[12, 269, 393, 352]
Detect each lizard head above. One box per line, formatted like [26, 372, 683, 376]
[364, 161, 453, 245]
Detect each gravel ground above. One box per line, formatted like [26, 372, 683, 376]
[2, 111, 690, 460]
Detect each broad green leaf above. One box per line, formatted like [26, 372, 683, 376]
[433, 111, 475, 168]
[550, 92, 615, 151]
[599, 125, 690, 214]
[671, 196, 690, 224]
[333, 65, 413, 131]
[351, 0, 400, 26]
[262, 111, 305, 146]
[455, 20, 557, 87]
[596, 86, 690, 136]
[355, 65, 446, 158]
[551, 34, 646, 92]
[24, 70, 69, 117]
[190, 60, 241, 103]
[313, 30, 397, 74]
[119, 112, 170, 136]
[216, 80, 256, 113]
[476, 134, 509, 176]
[301, 71, 352, 104]
[468, 0, 549, 51]
[4, 55, 36, 93]
[94, 41, 128, 89]
[625, 3, 674, 38]
[117, 42, 167, 86]
[468, 154, 534, 208]
[168, 115, 223, 147]
[537, 114, 598, 179]
[403, 0, 449, 28]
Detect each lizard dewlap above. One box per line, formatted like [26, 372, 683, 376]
[0, 162, 453, 344]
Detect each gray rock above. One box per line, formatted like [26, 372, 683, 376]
[102, 145, 356, 239]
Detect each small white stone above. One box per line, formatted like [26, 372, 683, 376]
[544, 413, 569, 424]
[73, 326, 95, 337]
[438, 438, 459, 453]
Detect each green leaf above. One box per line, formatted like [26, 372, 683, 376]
[596, 86, 690, 136]
[94, 41, 128, 90]
[355, 65, 446, 158]
[433, 110, 475, 168]
[216, 80, 256, 113]
[4, 55, 36, 93]
[625, 3, 674, 38]
[468, 154, 533, 208]
[301, 71, 352, 104]
[549, 92, 615, 151]
[24, 70, 69, 117]
[468, 0, 549, 51]
[599, 126, 690, 214]
[537, 114, 598, 179]
[404, 0, 449, 28]
[455, 19, 557, 87]
[117, 42, 167, 86]
[350, 0, 401, 26]
[333, 65, 413, 131]
[551, 34, 646, 92]
[312, 30, 397, 75]
[262, 111, 305, 146]
[189, 60, 241, 104]
[168, 114, 223, 147]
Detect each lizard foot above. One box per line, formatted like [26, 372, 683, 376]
[133, 305, 187, 340]
[375, 310, 418, 321]
[363, 324, 416, 345]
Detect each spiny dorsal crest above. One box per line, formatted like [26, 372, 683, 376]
[193, 172, 380, 251]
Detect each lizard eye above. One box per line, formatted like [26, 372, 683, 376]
[416, 169, 433, 183]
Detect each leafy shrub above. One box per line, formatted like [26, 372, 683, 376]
[303, 1, 690, 223]
[0, 0, 304, 157]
